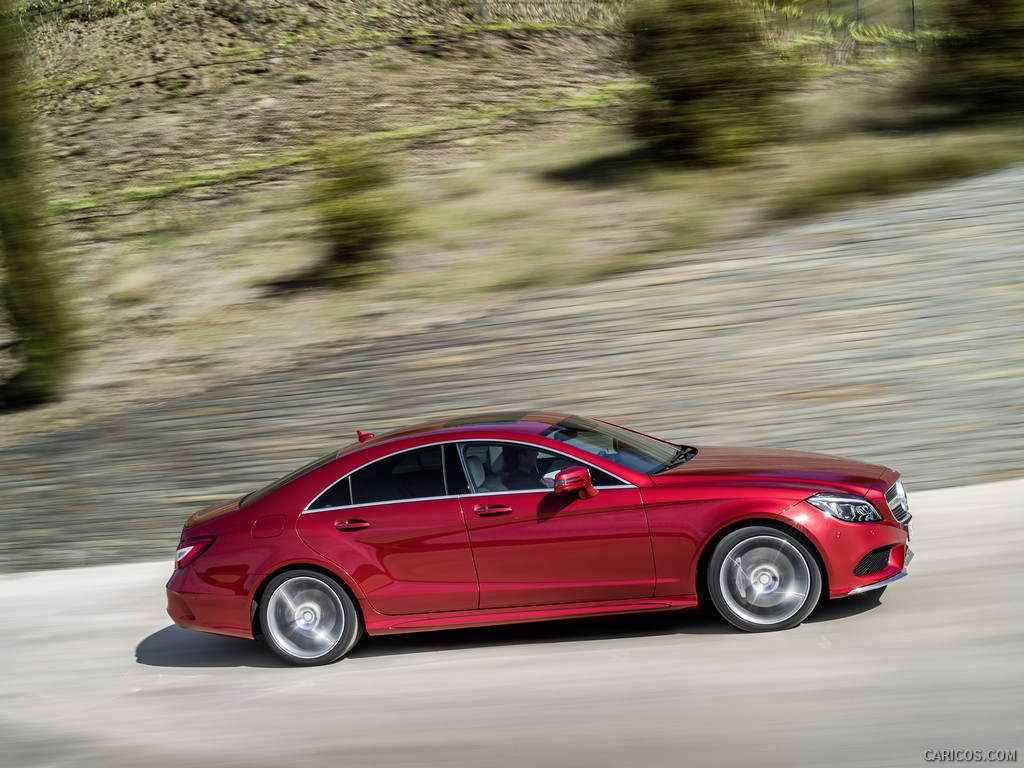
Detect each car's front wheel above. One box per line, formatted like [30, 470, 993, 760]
[259, 570, 363, 665]
[708, 526, 821, 632]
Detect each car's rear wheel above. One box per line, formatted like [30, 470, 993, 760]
[708, 526, 821, 632]
[259, 570, 362, 665]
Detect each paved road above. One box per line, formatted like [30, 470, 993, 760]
[1, 479, 1020, 767]
[1, 165, 1022, 571]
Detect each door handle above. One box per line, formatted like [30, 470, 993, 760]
[474, 504, 513, 517]
[334, 519, 370, 531]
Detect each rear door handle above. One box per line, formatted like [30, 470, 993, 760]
[335, 519, 370, 531]
[474, 504, 513, 517]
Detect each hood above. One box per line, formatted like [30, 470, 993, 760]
[652, 445, 888, 495]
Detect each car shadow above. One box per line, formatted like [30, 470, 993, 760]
[135, 625, 288, 669]
[348, 607, 728, 660]
[806, 587, 887, 624]
[136, 593, 887, 668]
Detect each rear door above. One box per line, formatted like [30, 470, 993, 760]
[297, 444, 478, 615]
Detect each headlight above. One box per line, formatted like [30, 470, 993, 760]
[806, 493, 882, 522]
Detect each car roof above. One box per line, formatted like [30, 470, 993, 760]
[339, 410, 572, 455]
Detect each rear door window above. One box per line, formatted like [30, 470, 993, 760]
[310, 444, 469, 509]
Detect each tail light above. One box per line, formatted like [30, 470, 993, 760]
[175, 536, 215, 569]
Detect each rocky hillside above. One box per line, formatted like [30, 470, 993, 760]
[3, 1, 637, 428]
[25, 0, 630, 196]
[6, 0, 1008, 443]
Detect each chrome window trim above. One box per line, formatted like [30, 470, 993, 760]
[302, 437, 635, 513]
[303, 483, 637, 515]
[459, 484, 633, 499]
[306, 494, 460, 514]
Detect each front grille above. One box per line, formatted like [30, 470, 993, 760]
[885, 482, 910, 522]
[854, 546, 892, 576]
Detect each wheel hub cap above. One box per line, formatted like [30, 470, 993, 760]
[753, 567, 780, 593]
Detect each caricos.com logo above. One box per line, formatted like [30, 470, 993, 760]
[925, 751, 1017, 763]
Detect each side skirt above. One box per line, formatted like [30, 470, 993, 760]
[361, 596, 699, 636]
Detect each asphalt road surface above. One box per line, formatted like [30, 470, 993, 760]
[1, 479, 1020, 768]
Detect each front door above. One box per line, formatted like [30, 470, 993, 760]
[458, 442, 655, 609]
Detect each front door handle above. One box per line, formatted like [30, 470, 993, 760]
[474, 504, 513, 517]
[335, 519, 370, 531]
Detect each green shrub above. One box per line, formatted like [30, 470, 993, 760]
[65, 0, 136, 22]
[0, 5, 75, 406]
[309, 140, 403, 284]
[625, 0, 796, 165]
[914, 0, 1024, 120]
[767, 136, 1024, 220]
[205, 0, 255, 25]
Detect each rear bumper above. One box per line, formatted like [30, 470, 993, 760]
[166, 567, 257, 640]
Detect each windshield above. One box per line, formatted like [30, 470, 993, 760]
[540, 415, 683, 474]
[239, 451, 338, 508]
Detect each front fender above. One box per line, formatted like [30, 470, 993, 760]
[642, 485, 805, 597]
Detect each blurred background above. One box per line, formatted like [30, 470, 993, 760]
[1, 0, 1022, 572]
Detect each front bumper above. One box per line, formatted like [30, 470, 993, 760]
[846, 546, 913, 595]
[785, 500, 912, 597]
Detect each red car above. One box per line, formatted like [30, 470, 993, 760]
[166, 411, 912, 665]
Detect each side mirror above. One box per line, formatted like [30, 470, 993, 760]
[554, 466, 598, 500]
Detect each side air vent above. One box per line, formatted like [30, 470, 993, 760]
[853, 547, 892, 576]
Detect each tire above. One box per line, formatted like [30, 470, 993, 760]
[708, 526, 822, 632]
[259, 570, 363, 666]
